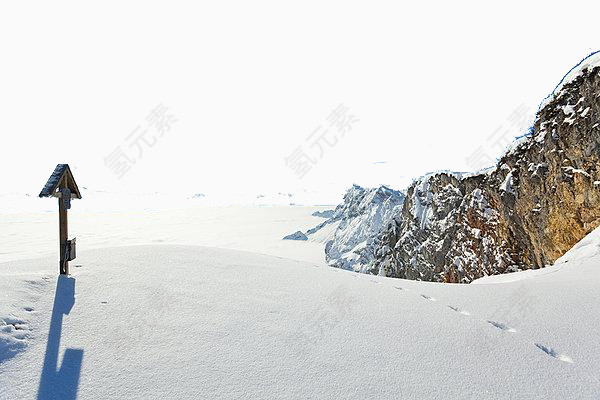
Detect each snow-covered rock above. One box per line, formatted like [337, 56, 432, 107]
[282, 231, 308, 241]
[539, 50, 600, 111]
[306, 185, 405, 272]
[311, 210, 335, 218]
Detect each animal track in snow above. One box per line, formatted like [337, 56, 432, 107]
[487, 320, 517, 333]
[1, 317, 27, 330]
[393, 286, 405, 291]
[421, 294, 436, 301]
[1, 316, 30, 340]
[447, 306, 470, 316]
[370, 280, 381, 285]
[535, 343, 574, 363]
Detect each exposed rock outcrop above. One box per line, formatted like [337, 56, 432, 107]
[283, 231, 308, 241]
[311, 210, 335, 218]
[372, 56, 600, 282]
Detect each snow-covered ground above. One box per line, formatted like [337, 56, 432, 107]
[1, 207, 600, 399]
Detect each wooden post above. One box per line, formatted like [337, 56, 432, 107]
[58, 182, 69, 275]
[40, 164, 81, 275]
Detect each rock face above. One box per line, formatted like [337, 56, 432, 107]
[307, 185, 405, 272]
[373, 59, 600, 282]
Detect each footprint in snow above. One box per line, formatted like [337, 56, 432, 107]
[393, 286, 405, 291]
[487, 320, 517, 333]
[448, 305, 470, 315]
[370, 280, 381, 285]
[421, 294, 436, 301]
[535, 343, 573, 363]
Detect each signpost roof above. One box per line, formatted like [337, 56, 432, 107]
[39, 164, 82, 199]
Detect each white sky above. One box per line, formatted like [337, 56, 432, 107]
[1, 1, 599, 204]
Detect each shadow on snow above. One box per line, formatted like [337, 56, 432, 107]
[37, 275, 83, 400]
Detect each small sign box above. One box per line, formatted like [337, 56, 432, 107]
[67, 238, 76, 261]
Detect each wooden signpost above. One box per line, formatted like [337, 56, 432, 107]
[39, 164, 82, 275]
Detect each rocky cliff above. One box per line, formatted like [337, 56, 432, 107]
[372, 54, 600, 282]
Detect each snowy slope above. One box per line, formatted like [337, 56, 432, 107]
[2, 207, 600, 399]
[0, 241, 599, 398]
